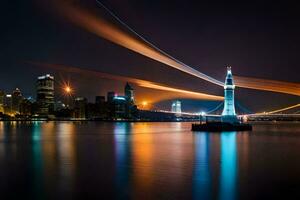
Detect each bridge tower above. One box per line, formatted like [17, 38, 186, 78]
[221, 67, 239, 123]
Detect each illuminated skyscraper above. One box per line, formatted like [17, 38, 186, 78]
[0, 90, 4, 113]
[125, 82, 134, 104]
[4, 94, 12, 115]
[74, 97, 87, 119]
[107, 92, 116, 103]
[171, 100, 182, 114]
[222, 67, 238, 123]
[12, 88, 22, 114]
[36, 74, 55, 115]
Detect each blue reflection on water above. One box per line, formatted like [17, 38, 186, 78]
[219, 132, 238, 200]
[32, 122, 44, 199]
[114, 123, 132, 199]
[193, 133, 211, 200]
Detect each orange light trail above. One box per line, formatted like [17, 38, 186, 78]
[235, 76, 300, 96]
[50, 0, 224, 87]
[48, 1, 300, 98]
[28, 61, 223, 101]
[256, 103, 300, 115]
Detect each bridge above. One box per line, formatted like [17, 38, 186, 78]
[147, 101, 300, 122]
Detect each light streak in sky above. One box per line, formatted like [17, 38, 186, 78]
[258, 103, 300, 115]
[28, 61, 223, 101]
[51, 0, 224, 87]
[235, 76, 300, 96]
[49, 1, 300, 98]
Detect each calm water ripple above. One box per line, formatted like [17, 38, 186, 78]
[1, 121, 300, 199]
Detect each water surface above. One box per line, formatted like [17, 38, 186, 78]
[1, 121, 300, 199]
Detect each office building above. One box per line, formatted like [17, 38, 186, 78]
[74, 97, 87, 119]
[19, 98, 32, 116]
[12, 88, 22, 114]
[36, 74, 54, 115]
[171, 100, 182, 114]
[107, 92, 116, 103]
[0, 90, 4, 113]
[95, 96, 105, 104]
[125, 82, 134, 104]
[4, 94, 12, 115]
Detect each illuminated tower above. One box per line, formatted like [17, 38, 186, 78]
[124, 82, 134, 104]
[171, 100, 182, 117]
[221, 67, 238, 123]
[36, 74, 55, 115]
[171, 100, 182, 113]
[12, 88, 22, 114]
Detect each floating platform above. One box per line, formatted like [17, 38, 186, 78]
[192, 122, 252, 132]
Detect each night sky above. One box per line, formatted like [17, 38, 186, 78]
[1, 0, 300, 112]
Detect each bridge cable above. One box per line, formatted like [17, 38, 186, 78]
[206, 102, 224, 114]
[95, 0, 224, 86]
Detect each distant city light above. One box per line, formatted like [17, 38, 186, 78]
[200, 111, 206, 116]
[63, 84, 73, 96]
[113, 96, 126, 101]
[142, 101, 148, 106]
[138, 101, 149, 110]
[65, 86, 71, 93]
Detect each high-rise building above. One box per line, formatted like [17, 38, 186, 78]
[36, 74, 54, 115]
[93, 96, 107, 119]
[4, 94, 12, 115]
[125, 82, 134, 104]
[19, 98, 32, 116]
[171, 100, 182, 116]
[107, 92, 116, 103]
[0, 90, 4, 113]
[106, 83, 137, 119]
[95, 96, 105, 104]
[221, 67, 238, 123]
[55, 100, 66, 111]
[74, 97, 87, 119]
[112, 95, 127, 119]
[12, 88, 22, 114]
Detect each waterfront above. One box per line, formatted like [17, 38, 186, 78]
[1, 122, 300, 199]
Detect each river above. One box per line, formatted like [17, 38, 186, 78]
[0, 121, 300, 199]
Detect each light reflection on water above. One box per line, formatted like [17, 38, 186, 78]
[1, 121, 300, 199]
[114, 122, 132, 199]
[193, 133, 211, 200]
[219, 132, 237, 200]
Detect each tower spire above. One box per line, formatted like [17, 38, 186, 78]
[222, 66, 238, 123]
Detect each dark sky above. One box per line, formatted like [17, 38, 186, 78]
[1, 0, 300, 112]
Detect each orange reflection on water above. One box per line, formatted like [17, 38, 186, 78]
[41, 122, 56, 168]
[0, 122, 4, 159]
[0, 122, 3, 138]
[131, 123, 154, 191]
[131, 122, 194, 198]
[237, 133, 249, 173]
[56, 122, 76, 179]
